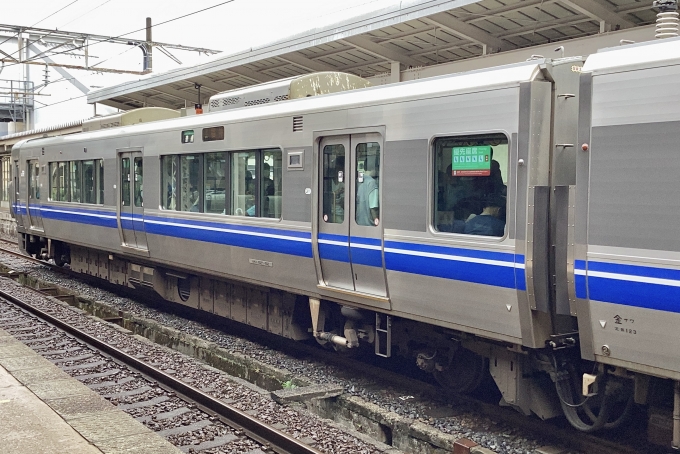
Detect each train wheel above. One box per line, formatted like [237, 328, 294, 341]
[433, 348, 487, 393]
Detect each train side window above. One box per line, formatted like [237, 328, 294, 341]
[180, 155, 201, 212]
[58, 161, 69, 202]
[49, 163, 57, 200]
[161, 155, 178, 210]
[433, 134, 508, 236]
[204, 152, 226, 214]
[70, 161, 82, 203]
[231, 151, 257, 216]
[261, 149, 281, 219]
[82, 160, 95, 204]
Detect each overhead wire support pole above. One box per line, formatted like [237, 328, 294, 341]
[144, 17, 153, 73]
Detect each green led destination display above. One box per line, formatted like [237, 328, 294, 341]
[452, 145, 491, 176]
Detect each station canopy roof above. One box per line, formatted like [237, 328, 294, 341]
[88, 0, 657, 111]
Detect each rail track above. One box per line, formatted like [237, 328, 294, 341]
[0, 274, 321, 454]
[0, 237, 659, 454]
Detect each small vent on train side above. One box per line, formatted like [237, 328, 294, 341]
[244, 98, 270, 106]
[177, 277, 191, 302]
[273, 94, 288, 102]
[210, 99, 220, 108]
[222, 97, 240, 106]
[293, 116, 303, 132]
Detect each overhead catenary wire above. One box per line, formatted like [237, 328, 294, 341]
[5, 0, 113, 61]
[2, 0, 235, 70]
[0, 0, 81, 51]
[60, 0, 112, 29]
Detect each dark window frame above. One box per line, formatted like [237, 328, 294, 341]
[160, 148, 282, 219]
[432, 133, 509, 238]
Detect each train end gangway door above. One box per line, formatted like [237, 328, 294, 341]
[118, 151, 148, 253]
[317, 133, 388, 305]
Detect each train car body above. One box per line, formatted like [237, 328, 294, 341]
[575, 38, 680, 380]
[11, 38, 680, 440]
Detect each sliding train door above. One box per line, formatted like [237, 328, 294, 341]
[118, 151, 148, 251]
[317, 133, 387, 299]
[26, 159, 43, 231]
[12, 160, 23, 228]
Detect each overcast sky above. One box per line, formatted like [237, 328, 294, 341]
[4, 0, 407, 72]
[1, 0, 411, 126]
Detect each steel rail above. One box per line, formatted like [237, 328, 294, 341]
[0, 286, 321, 454]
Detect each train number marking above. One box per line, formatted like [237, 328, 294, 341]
[249, 259, 273, 267]
[613, 314, 636, 335]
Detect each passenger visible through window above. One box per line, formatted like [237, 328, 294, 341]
[47, 159, 104, 204]
[322, 144, 346, 224]
[28, 160, 40, 200]
[134, 157, 143, 207]
[180, 155, 200, 212]
[82, 161, 95, 204]
[231, 151, 256, 216]
[204, 152, 226, 214]
[261, 149, 282, 218]
[160, 149, 282, 218]
[162, 155, 178, 210]
[434, 134, 508, 236]
[355, 142, 380, 227]
[70, 161, 82, 203]
[121, 158, 130, 207]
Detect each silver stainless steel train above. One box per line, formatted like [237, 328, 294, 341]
[11, 38, 680, 440]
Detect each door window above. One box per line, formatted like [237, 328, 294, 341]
[121, 157, 130, 207]
[261, 149, 282, 218]
[28, 161, 40, 200]
[354, 142, 380, 227]
[134, 157, 143, 207]
[322, 145, 346, 224]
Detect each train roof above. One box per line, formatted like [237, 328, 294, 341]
[583, 36, 680, 73]
[16, 59, 544, 150]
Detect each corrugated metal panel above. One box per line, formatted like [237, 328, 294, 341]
[88, 0, 655, 111]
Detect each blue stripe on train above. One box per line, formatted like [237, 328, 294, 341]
[20, 204, 525, 290]
[144, 218, 313, 258]
[318, 233, 350, 263]
[588, 275, 680, 313]
[588, 260, 680, 281]
[350, 236, 382, 267]
[318, 234, 383, 267]
[384, 240, 524, 290]
[576, 259, 680, 312]
[40, 205, 117, 228]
